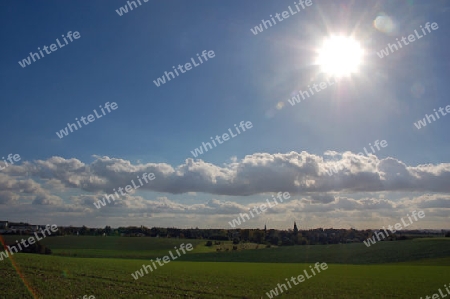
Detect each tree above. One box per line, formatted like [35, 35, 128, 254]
[80, 225, 88, 235]
[104, 226, 112, 236]
[240, 230, 249, 241]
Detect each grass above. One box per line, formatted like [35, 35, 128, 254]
[4, 236, 450, 264]
[181, 238, 450, 264]
[1, 236, 210, 259]
[2, 236, 264, 259]
[1, 237, 449, 298]
[1, 255, 449, 298]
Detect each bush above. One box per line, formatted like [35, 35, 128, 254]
[205, 241, 213, 247]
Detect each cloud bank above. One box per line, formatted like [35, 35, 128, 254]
[1, 152, 448, 228]
[4, 151, 449, 196]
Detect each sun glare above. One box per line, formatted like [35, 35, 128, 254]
[316, 36, 364, 78]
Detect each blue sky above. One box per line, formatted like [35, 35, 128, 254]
[1, 0, 449, 229]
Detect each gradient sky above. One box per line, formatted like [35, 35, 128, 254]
[0, 0, 449, 229]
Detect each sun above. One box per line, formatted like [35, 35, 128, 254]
[316, 36, 364, 78]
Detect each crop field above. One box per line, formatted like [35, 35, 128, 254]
[3, 235, 450, 263]
[1, 236, 261, 259]
[0, 237, 449, 298]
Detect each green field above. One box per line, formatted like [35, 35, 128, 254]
[1, 237, 449, 298]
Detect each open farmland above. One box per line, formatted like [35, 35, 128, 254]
[1, 255, 449, 298]
[1, 237, 449, 298]
[3, 235, 450, 264]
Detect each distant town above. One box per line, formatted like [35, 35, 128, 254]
[1, 220, 448, 246]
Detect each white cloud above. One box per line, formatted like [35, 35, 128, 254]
[8, 153, 449, 195]
[0, 153, 448, 228]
